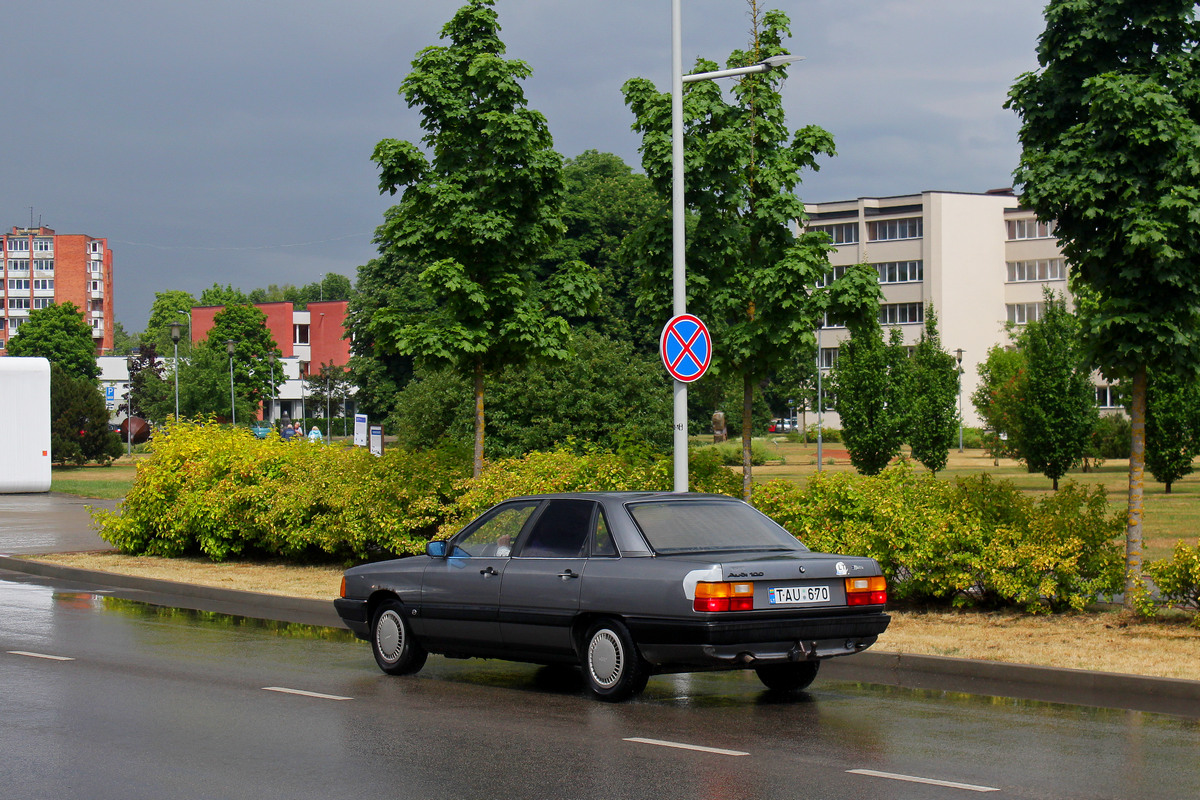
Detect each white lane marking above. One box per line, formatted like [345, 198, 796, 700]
[848, 769, 999, 793]
[261, 686, 352, 701]
[8, 651, 74, 661]
[624, 737, 749, 757]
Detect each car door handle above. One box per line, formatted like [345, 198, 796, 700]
[480, 566, 499, 576]
[557, 569, 579, 580]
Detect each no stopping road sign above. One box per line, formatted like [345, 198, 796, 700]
[660, 314, 712, 383]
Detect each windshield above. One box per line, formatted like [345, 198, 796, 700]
[626, 499, 806, 555]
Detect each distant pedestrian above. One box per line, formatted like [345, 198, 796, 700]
[280, 423, 294, 442]
[308, 426, 323, 443]
[293, 422, 303, 438]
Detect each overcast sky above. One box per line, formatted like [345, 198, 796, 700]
[3, 1, 1048, 330]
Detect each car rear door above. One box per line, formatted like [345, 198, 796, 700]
[499, 498, 597, 656]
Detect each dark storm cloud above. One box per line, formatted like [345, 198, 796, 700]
[0, 1, 1045, 329]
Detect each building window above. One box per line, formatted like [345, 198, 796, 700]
[1007, 258, 1065, 282]
[879, 302, 924, 325]
[89, 280, 103, 292]
[811, 222, 859, 245]
[9, 318, 22, 331]
[876, 260, 923, 284]
[6, 239, 29, 252]
[88, 241, 101, 253]
[0, 318, 5, 329]
[7, 259, 29, 271]
[32, 279, 53, 291]
[1007, 302, 1045, 325]
[8, 279, 30, 290]
[33, 239, 52, 252]
[0, 338, 4, 350]
[294, 324, 309, 344]
[32, 298, 51, 310]
[8, 298, 30, 310]
[819, 347, 838, 370]
[1095, 384, 1122, 409]
[820, 314, 846, 329]
[868, 217, 922, 242]
[815, 264, 850, 288]
[1006, 218, 1056, 240]
[89, 262, 101, 274]
[34, 259, 54, 272]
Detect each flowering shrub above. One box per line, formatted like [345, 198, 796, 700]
[753, 465, 1123, 612]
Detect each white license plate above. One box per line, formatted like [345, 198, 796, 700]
[768, 585, 830, 605]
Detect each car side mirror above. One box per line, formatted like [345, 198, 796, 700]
[426, 540, 448, 559]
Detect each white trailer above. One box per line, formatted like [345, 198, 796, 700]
[0, 357, 52, 493]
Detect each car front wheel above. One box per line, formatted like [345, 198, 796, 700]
[583, 620, 648, 702]
[371, 600, 427, 676]
[755, 660, 820, 692]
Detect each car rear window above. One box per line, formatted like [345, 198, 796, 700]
[625, 499, 806, 555]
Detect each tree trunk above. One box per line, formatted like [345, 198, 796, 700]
[742, 373, 754, 502]
[1124, 363, 1147, 609]
[473, 358, 485, 478]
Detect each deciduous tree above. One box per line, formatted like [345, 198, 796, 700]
[623, 2, 871, 498]
[366, 0, 599, 476]
[832, 323, 909, 476]
[1145, 368, 1200, 493]
[1009, 0, 1200, 602]
[7, 302, 99, 381]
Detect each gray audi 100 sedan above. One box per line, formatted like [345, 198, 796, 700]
[335, 492, 890, 701]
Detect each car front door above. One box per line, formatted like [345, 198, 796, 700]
[417, 501, 540, 654]
[499, 499, 599, 656]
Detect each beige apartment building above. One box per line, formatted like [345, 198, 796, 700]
[803, 189, 1116, 428]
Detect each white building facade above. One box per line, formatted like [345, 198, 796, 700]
[803, 189, 1117, 428]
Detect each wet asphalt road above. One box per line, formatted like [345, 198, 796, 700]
[2, 573, 1198, 800]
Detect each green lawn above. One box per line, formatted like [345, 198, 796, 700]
[51, 460, 140, 500]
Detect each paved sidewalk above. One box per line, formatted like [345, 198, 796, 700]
[0, 493, 116, 555]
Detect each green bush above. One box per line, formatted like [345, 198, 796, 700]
[697, 439, 773, 466]
[93, 423, 739, 563]
[960, 427, 986, 449]
[752, 465, 1123, 612]
[1091, 413, 1132, 460]
[1144, 540, 1200, 624]
[94, 421, 467, 561]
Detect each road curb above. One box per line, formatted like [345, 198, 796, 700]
[3, 553, 1198, 717]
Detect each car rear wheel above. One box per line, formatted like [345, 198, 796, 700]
[755, 660, 820, 692]
[371, 600, 427, 676]
[583, 620, 648, 702]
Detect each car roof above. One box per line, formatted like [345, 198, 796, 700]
[503, 492, 740, 503]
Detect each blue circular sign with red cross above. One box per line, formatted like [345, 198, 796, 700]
[660, 314, 712, 383]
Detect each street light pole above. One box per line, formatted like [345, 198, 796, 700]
[669, 0, 802, 492]
[226, 339, 238, 426]
[816, 326, 823, 472]
[170, 322, 182, 420]
[955, 348, 965, 452]
[126, 347, 139, 460]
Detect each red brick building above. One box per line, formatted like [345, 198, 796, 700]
[190, 300, 350, 376]
[0, 226, 115, 355]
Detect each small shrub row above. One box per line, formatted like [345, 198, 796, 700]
[1141, 541, 1200, 626]
[752, 465, 1124, 613]
[694, 439, 773, 466]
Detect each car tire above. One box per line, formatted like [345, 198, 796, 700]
[371, 600, 427, 676]
[754, 660, 820, 692]
[583, 620, 649, 702]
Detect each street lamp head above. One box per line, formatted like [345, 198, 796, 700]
[170, 322, 182, 344]
[759, 54, 804, 70]
[226, 339, 237, 356]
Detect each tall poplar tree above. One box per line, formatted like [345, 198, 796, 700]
[832, 322, 909, 477]
[367, 0, 598, 476]
[1008, 1, 1200, 601]
[906, 305, 959, 475]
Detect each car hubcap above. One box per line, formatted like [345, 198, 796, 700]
[377, 610, 403, 662]
[588, 629, 623, 688]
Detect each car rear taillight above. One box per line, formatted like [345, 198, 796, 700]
[339, 577, 347, 598]
[845, 575, 887, 606]
[694, 581, 754, 612]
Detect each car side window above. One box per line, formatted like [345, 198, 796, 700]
[452, 502, 538, 558]
[592, 509, 618, 557]
[518, 499, 594, 558]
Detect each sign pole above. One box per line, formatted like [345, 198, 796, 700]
[671, 0, 687, 492]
